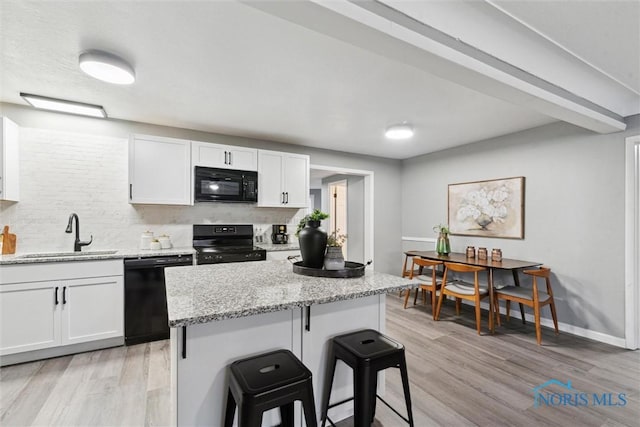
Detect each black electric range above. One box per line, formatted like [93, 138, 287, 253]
[193, 224, 266, 264]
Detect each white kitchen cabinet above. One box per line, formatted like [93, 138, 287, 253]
[0, 116, 19, 201]
[129, 134, 192, 205]
[257, 150, 309, 208]
[61, 276, 123, 345]
[192, 141, 257, 171]
[0, 260, 123, 358]
[0, 282, 60, 355]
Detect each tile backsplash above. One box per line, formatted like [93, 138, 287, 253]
[0, 128, 305, 253]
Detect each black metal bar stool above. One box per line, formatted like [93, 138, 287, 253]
[224, 349, 317, 427]
[320, 329, 414, 427]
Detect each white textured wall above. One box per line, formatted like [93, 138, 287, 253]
[0, 103, 403, 274]
[0, 128, 303, 253]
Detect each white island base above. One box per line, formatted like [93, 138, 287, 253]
[170, 294, 385, 426]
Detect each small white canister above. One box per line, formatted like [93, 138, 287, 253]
[149, 239, 162, 251]
[140, 231, 154, 250]
[158, 235, 172, 249]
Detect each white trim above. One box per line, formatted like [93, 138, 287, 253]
[497, 305, 626, 348]
[449, 299, 627, 347]
[402, 236, 437, 243]
[625, 135, 640, 349]
[310, 164, 374, 267]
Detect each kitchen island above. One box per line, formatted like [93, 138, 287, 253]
[165, 260, 415, 426]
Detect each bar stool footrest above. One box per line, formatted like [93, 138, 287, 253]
[326, 394, 410, 425]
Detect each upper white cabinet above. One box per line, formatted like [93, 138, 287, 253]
[192, 141, 257, 171]
[257, 150, 309, 208]
[129, 134, 192, 205]
[0, 117, 19, 202]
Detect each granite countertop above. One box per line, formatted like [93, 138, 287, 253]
[165, 260, 416, 327]
[0, 247, 196, 265]
[256, 242, 300, 252]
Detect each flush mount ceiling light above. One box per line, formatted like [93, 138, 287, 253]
[79, 50, 135, 85]
[385, 123, 414, 140]
[20, 93, 107, 118]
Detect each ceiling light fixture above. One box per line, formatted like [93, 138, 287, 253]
[20, 93, 107, 118]
[385, 123, 414, 140]
[79, 50, 135, 85]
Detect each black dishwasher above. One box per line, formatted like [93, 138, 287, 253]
[124, 255, 193, 345]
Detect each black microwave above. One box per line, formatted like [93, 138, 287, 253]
[194, 166, 258, 203]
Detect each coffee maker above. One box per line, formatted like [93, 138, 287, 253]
[271, 224, 289, 244]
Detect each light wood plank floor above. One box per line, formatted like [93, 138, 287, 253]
[1, 296, 638, 426]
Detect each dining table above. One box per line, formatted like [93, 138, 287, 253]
[404, 250, 541, 333]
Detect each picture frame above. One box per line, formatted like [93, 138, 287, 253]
[448, 176, 525, 239]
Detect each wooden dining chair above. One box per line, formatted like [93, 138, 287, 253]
[434, 262, 490, 335]
[404, 258, 444, 319]
[400, 252, 421, 297]
[495, 266, 559, 345]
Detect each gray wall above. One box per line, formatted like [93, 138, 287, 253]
[309, 189, 322, 211]
[0, 103, 402, 274]
[402, 115, 640, 338]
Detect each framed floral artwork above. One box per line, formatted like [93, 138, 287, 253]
[448, 176, 525, 239]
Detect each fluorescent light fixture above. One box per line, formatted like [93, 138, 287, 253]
[20, 93, 107, 118]
[385, 123, 414, 140]
[79, 50, 135, 85]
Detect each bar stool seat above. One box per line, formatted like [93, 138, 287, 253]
[224, 349, 317, 427]
[320, 329, 414, 427]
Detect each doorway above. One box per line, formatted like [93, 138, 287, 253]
[328, 180, 348, 257]
[309, 165, 374, 266]
[625, 135, 640, 349]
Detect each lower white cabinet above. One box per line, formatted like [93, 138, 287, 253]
[0, 282, 60, 355]
[0, 260, 123, 357]
[61, 276, 123, 345]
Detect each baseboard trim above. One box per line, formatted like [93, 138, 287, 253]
[498, 305, 626, 348]
[432, 300, 627, 348]
[0, 337, 124, 367]
[454, 298, 627, 348]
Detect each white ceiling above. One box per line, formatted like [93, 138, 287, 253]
[1, 1, 638, 160]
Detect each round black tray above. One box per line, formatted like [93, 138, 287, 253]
[292, 261, 366, 278]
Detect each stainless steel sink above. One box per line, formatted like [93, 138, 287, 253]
[18, 250, 118, 259]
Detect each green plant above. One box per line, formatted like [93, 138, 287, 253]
[295, 209, 329, 237]
[433, 223, 450, 235]
[327, 229, 347, 247]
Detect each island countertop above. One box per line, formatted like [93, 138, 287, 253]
[165, 260, 416, 327]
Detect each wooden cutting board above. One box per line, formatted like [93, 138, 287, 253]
[2, 225, 16, 255]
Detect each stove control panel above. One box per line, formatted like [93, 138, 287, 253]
[196, 249, 266, 265]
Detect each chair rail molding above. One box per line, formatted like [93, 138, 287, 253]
[401, 236, 437, 243]
[625, 134, 640, 350]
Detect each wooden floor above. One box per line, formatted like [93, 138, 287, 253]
[1, 295, 638, 426]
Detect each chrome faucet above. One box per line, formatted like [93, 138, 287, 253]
[65, 213, 93, 252]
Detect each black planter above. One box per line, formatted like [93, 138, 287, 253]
[298, 220, 327, 269]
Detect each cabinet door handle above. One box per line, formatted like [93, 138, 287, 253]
[281, 192, 285, 204]
[285, 192, 289, 204]
[54, 287, 59, 305]
[305, 306, 311, 331]
[228, 151, 232, 165]
[129, 184, 132, 200]
[62, 286, 67, 305]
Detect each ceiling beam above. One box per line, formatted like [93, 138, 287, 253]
[244, 0, 626, 133]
